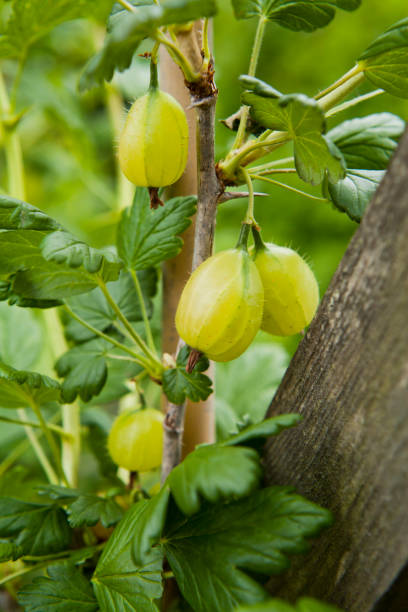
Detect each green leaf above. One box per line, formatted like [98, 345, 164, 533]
[0, 195, 61, 231]
[242, 92, 345, 185]
[80, 0, 217, 89]
[55, 337, 125, 403]
[0, 497, 71, 556]
[65, 269, 158, 342]
[239, 75, 282, 98]
[222, 414, 302, 450]
[0, 301, 43, 370]
[358, 18, 408, 98]
[132, 486, 171, 563]
[0, 360, 61, 408]
[326, 169, 384, 222]
[117, 188, 196, 271]
[327, 113, 405, 170]
[67, 494, 124, 528]
[164, 486, 332, 612]
[41, 230, 122, 281]
[162, 346, 213, 404]
[166, 444, 262, 516]
[81, 409, 118, 481]
[92, 496, 166, 611]
[235, 597, 344, 611]
[216, 344, 290, 439]
[18, 564, 99, 612]
[0, 0, 114, 60]
[231, 0, 361, 31]
[0, 539, 23, 562]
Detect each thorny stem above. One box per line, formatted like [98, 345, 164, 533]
[130, 269, 156, 353]
[63, 303, 160, 375]
[17, 409, 59, 485]
[250, 173, 329, 202]
[233, 16, 267, 151]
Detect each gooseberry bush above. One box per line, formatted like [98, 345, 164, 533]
[0, 1, 406, 610]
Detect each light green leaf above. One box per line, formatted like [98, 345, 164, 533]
[80, 0, 217, 89]
[0, 497, 71, 556]
[242, 92, 345, 185]
[235, 597, 344, 611]
[358, 18, 408, 98]
[67, 494, 124, 528]
[92, 496, 165, 611]
[164, 486, 333, 612]
[222, 414, 302, 450]
[117, 188, 196, 271]
[0, 195, 61, 231]
[41, 230, 122, 281]
[0, 360, 61, 409]
[0, 0, 114, 59]
[231, 0, 361, 31]
[327, 113, 405, 170]
[65, 269, 158, 342]
[18, 564, 99, 612]
[0, 302, 43, 370]
[326, 169, 384, 222]
[0, 539, 23, 562]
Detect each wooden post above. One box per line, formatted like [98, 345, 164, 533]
[263, 129, 408, 611]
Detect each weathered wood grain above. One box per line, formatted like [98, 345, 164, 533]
[264, 128, 408, 611]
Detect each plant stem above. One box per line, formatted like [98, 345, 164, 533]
[117, 0, 136, 11]
[315, 64, 363, 100]
[130, 269, 156, 353]
[241, 167, 256, 225]
[42, 308, 81, 488]
[325, 88, 385, 118]
[30, 400, 68, 485]
[202, 18, 211, 72]
[62, 304, 159, 375]
[318, 71, 365, 112]
[97, 278, 160, 366]
[0, 414, 71, 438]
[155, 31, 200, 82]
[249, 156, 294, 174]
[250, 173, 329, 202]
[17, 409, 59, 485]
[233, 16, 267, 151]
[0, 71, 25, 199]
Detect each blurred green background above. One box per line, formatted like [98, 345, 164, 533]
[0, 0, 407, 451]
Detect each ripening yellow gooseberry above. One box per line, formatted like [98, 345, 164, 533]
[107, 408, 164, 473]
[251, 230, 319, 336]
[118, 62, 188, 189]
[175, 228, 264, 362]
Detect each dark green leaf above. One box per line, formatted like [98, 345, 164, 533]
[239, 75, 282, 98]
[41, 230, 122, 281]
[68, 494, 124, 528]
[222, 414, 302, 450]
[117, 188, 196, 271]
[132, 486, 170, 563]
[0, 0, 114, 60]
[92, 496, 166, 611]
[56, 338, 112, 403]
[236, 597, 344, 611]
[164, 486, 332, 612]
[358, 18, 408, 98]
[326, 169, 384, 222]
[166, 444, 261, 515]
[65, 269, 157, 342]
[242, 92, 345, 185]
[327, 113, 405, 170]
[0, 497, 71, 556]
[231, 0, 361, 31]
[37, 484, 81, 503]
[0, 360, 61, 408]
[162, 352, 212, 405]
[81, 408, 118, 480]
[0, 539, 23, 562]
[80, 0, 216, 89]
[18, 564, 99, 612]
